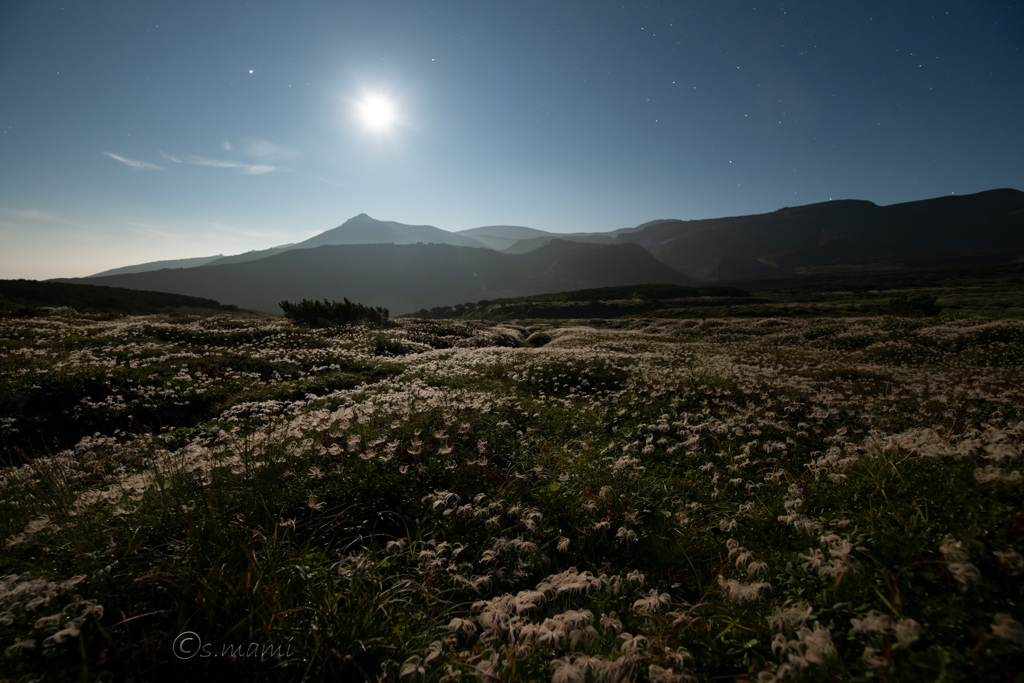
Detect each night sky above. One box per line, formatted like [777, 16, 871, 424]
[2, 1, 1022, 279]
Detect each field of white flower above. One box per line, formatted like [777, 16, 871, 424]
[1, 306, 1022, 681]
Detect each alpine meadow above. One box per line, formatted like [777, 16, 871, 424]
[1, 272, 1023, 681]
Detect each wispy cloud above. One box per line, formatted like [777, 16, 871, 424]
[159, 139, 294, 175]
[187, 156, 277, 175]
[103, 151, 162, 170]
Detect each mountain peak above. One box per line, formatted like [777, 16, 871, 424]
[345, 213, 375, 223]
[294, 214, 490, 250]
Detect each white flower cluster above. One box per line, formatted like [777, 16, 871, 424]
[1, 574, 103, 657]
[759, 604, 835, 681]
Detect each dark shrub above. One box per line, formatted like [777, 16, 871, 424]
[372, 333, 412, 356]
[10, 305, 42, 318]
[279, 298, 390, 328]
[526, 331, 553, 347]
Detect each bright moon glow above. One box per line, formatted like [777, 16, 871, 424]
[357, 94, 396, 131]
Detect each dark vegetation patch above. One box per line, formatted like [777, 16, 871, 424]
[407, 284, 752, 319]
[279, 298, 390, 328]
[0, 279, 236, 316]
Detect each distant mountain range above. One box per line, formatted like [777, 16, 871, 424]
[89, 254, 228, 277]
[72, 240, 684, 315]
[63, 189, 1024, 314]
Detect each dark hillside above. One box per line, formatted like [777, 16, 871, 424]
[618, 189, 1024, 280]
[0, 280, 235, 315]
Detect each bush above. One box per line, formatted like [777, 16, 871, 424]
[279, 298, 390, 328]
[526, 331, 552, 347]
[372, 333, 412, 356]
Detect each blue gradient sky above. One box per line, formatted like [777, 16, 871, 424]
[2, 0, 1022, 279]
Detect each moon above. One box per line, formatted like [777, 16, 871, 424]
[357, 94, 397, 132]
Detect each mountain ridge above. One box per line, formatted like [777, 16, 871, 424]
[618, 188, 1024, 280]
[64, 240, 689, 315]
[87, 254, 226, 278]
[74, 189, 1024, 304]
